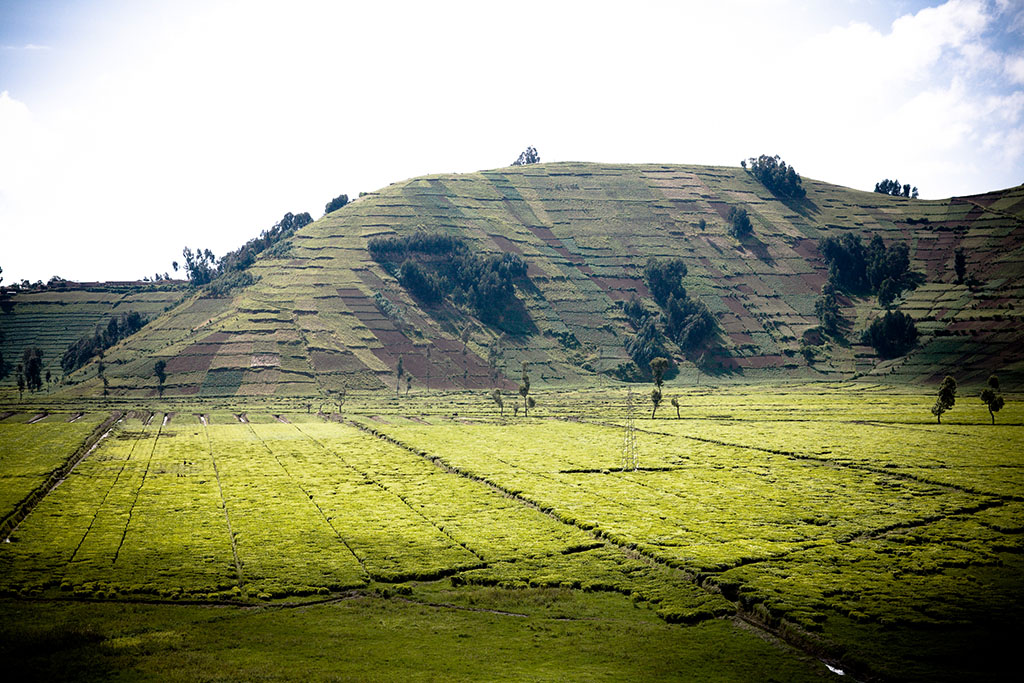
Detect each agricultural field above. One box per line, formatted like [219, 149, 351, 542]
[0, 384, 1020, 680]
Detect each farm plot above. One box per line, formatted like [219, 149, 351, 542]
[366, 416, 1023, 679]
[0, 413, 110, 525]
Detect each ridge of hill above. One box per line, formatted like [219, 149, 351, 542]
[5, 162, 1023, 398]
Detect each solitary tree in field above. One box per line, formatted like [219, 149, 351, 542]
[954, 247, 966, 284]
[671, 396, 680, 419]
[16, 366, 25, 400]
[491, 388, 504, 417]
[22, 347, 43, 392]
[728, 207, 752, 238]
[649, 357, 669, 418]
[519, 366, 531, 417]
[154, 360, 167, 397]
[406, 374, 413, 396]
[931, 375, 957, 424]
[396, 355, 404, 396]
[980, 374, 1005, 425]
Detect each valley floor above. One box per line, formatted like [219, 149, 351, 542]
[1, 384, 1021, 681]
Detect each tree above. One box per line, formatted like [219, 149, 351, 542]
[519, 366, 531, 417]
[931, 376, 957, 424]
[814, 282, 843, 336]
[22, 347, 43, 392]
[874, 179, 917, 198]
[406, 374, 412, 396]
[671, 396, 680, 419]
[16, 366, 25, 400]
[728, 207, 752, 238]
[324, 193, 349, 215]
[649, 357, 669, 418]
[650, 387, 662, 419]
[745, 154, 806, 199]
[155, 360, 167, 397]
[512, 146, 540, 166]
[181, 247, 218, 285]
[954, 247, 966, 284]
[861, 310, 918, 359]
[980, 374, 1005, 425]
[396, 355, 404, 396]
[491, 388, 504, 417]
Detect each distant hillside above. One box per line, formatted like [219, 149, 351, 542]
[6, 162, 1023, 398]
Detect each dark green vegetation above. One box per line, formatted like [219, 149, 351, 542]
[744, 154, 806, 199]
[0, 385, 1020, 681]
[2, 162, 1023, 398]
[875, 178, 919, 199]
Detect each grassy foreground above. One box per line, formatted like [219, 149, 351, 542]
[1, 383, 1020, 680]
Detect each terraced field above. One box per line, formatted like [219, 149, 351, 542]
[1, 385, 1020, 680]
[7, 163, 1018, 401]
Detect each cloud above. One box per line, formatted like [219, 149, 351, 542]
[2, 43, 51, 50]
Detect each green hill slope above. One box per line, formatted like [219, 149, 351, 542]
[17, 162, 1023, 398]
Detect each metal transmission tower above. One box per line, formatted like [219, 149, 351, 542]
[622, 388, 639, 471]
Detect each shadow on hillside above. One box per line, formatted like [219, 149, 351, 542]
[781, 196, 820, 219]
[737, 234, 774, 265]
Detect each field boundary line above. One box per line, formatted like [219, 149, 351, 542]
[1, 411, 122, 541]
[67, 416, 154, 564]
[347, 416, 898, 682]
[241, 422, 370, 578]
[292, 422, 489, 568]
[202, 419, 245, 592]
[112, 416, 164, 564]
[589, 418, 1022, 502]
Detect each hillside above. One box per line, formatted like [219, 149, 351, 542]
[6, 162, 1023, 398]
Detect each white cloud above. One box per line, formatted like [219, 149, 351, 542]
[1, 0, 1023, 281]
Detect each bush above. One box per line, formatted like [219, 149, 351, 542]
[861, 310, 918, 358]
[324, 194, 349, 215]
[728, 207, 752, 238]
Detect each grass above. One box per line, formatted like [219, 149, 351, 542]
[0, 384, 1020, 680]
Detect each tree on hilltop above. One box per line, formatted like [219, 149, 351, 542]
[980, 374, 1005, 425]
[931, 375, 957, 424]
[512, 146, 540, 166]
[875, 178, 918, 199]
[324, 194, 349, 215]
[744, 154, 806, 199]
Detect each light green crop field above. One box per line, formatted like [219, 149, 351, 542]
[0, 384, 1021, 681]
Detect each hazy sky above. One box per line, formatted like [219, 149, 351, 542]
[2, 0, 1023, 283]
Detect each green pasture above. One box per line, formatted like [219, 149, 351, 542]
[0, 384, 1021, 681]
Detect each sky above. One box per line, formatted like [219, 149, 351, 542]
[1, 0, 1023, 283]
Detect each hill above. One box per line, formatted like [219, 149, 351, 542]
[5, 162, 1023, 398]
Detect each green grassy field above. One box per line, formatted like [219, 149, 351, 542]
[1, 384, 1020, 680]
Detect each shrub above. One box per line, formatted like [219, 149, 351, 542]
[861, 310, 918, 359]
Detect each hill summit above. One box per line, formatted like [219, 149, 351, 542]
[33, 162, 1024, 397]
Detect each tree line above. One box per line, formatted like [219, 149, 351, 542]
[61, 311, 148, 376]
[368, 231, 530, 333]
[623, 257, 717, 373]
